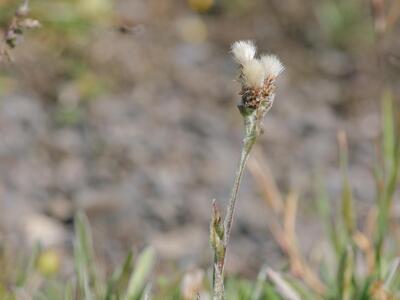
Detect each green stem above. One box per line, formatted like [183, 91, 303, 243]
[223, 135, 255, 249]
[211, 108, 260, 300]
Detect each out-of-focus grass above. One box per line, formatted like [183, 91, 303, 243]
[246, 92, 400, 300]
[316, 0, 374, 49]
[0, 212, 156, 300]
[0, 0, 112, 102]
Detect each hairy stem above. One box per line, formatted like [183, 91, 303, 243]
[212, 136, 255, 300]
[211, 108, 259, 300]
[224, 135, 255, 248]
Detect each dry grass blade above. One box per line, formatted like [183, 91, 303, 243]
[283, 193, 303, 276]
[284, 193, 297, 249]
[247, 151, 284, 214]
[266, 268, 301, 300]
[251, 265, 268, 300]
[352, 231, 375, 274]
[370, 0, 386, 36]
[248, 154, 326, 294]
[386, 0, 400, 32]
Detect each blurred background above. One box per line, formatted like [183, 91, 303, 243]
[0, 0, 399, 277]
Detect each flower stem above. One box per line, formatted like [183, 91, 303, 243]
[211, 108, 259, 300]
[224, 135, 255, 249]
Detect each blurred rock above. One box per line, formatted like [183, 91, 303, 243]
[55, 156, 87, 191]
[316, 50, 355, 77]
[0, 0, 392, 276]
[75, 187, 126, 217]
[47, 197, 74, 222]
[151, 226, 207, 262]
[23, 214, 67, 247]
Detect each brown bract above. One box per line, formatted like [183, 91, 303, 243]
[240, 75, 276, 110]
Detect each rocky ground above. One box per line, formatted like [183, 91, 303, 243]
[0, 0, 399, 276]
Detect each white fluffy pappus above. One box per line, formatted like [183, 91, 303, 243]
[231, 40, 256, 65]
[260, 55, 284, 78]
[242, 59, 265, 88]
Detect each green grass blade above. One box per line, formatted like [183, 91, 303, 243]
[36, 280, 66, 300]
[382, 90, 395, 172]
[124, 247, 156, 300]
[74, 211, 98, 300]
[354, 276, 373, 300]
[63, 280, 75, 300]
[375, 92, 400, 274]
[16, 242, 41, 287]
[338, 131, 355, 238]
[384, 257, 400, 292]
[263, 283, 282, 300]
[284, 275, 321, 300]
[106, 250, 134, 300]
[337, 246, 354, 300]
[315, 176, 342, 256]
[0, 283, 13, 300]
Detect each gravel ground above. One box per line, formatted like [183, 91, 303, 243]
[0, 0, 399, 275]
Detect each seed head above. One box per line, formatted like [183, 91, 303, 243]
[231, 40, 256, 65]
[242, 59, 265, 88]
[231, 40, 284, 111]
[260, 54, 284, 78]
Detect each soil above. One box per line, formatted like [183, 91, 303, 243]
[0, 0, 399, 276]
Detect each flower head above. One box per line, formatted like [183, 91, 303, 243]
[231, 40, 256, 65]
[260, 54, 285, 78]
[242, 59, 265, 88]
[231, 40, 284, 111]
